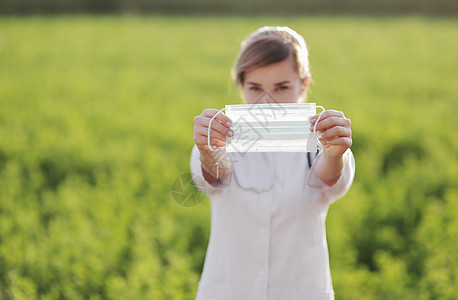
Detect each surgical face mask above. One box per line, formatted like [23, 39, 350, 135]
[207, 103, 325, 153]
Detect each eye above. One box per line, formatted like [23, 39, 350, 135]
[249, 86, 262, 92]
[276, 85, 289, 91]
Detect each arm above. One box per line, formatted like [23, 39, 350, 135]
[193, 109, 234, 184]
[309, 110, 352, 186]
[199, 148, 232, 184]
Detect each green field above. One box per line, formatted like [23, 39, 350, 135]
[0, 16, 457, 299]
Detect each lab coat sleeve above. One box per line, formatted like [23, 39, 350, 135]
[190, 144, 231, 196]
[307, 148, 355, 205]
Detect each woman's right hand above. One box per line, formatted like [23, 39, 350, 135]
[193, 109, 233, 154]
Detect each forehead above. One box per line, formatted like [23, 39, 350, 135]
[245, 56, 299, 84]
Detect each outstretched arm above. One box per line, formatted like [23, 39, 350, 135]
[309, 110, 353, 186]
[193, 108, 234, 183]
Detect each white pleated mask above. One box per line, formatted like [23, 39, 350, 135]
[207, 102, 325, 153]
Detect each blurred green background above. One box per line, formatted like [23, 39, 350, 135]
[0, 3, 458, 300]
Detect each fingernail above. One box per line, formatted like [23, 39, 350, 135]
[310, 126, 314, 132]
[226, 121, 232, 127]
[227, 130, 233, 137]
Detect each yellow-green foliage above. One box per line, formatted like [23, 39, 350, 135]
[0, 16, 457, 299]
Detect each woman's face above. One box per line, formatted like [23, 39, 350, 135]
[243, 56, 308, 104]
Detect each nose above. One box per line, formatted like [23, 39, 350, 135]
[257, 91, 278, 104]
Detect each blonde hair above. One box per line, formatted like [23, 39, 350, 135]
[232, 26, 311, 88]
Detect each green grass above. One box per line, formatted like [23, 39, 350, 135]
[0, 15, 457, 299]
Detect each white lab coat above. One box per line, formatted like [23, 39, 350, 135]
[190, 145, 355, 300]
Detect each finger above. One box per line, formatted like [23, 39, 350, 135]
[194, 126, 228, 144]
[318, 126, 352, 142]
[196, 126, 232, 141]
[197, 116, 233, 136]
[311, 116, 351, 132]
[310, 110, 345, 125]
[202, 109, 233, 128]
[326, 137, 352, 148]
[194, 135, 227, 148]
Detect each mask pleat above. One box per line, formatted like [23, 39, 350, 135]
[224, 103, 319, 152]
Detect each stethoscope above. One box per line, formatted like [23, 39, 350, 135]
[231, 152, 275, 194]
[230, 150, 320, 194]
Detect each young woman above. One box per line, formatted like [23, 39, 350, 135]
[191, 26, 355, 300]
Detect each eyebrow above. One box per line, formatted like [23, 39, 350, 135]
[246, 81, 291, 86]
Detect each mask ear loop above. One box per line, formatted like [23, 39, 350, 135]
[306, 105, 326, 189]
[313, 105, 326, 152]
[207, 107, 227, 179]
[207, 107, 227, 152]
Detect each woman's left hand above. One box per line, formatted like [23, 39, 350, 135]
[309, 110, 352, 158]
